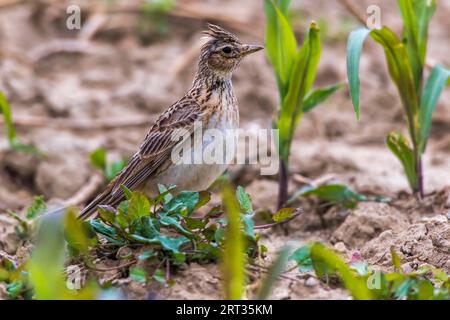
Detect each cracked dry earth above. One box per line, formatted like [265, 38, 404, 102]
[1, 0, 450, 299]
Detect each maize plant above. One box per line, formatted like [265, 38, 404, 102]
[347, 0, 450, 198]
[264, 0, 341, 209]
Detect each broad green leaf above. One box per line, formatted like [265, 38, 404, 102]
[89, 148, 107, 171]
[236, 186, 253, 214]
[130, 234, 189, 254]
[89, 220, 124, 245]
[299, 184, 366, 209]
[257, 246, 291, 299]
[419, 65, 450, 152]
[386, 132, 418, 191]
[264, 0, 297, 88]
[128, 192, 151, 220]
[163, 191, 199, 216]
[221, 186, 245, 300]
[370, 27, 420, 143]
[272, 207, 296, 222]
[130, 216, 160, 239]
[26, 196, 47, 220]
[278, 22, 321, 159]
[64, 208, 97, 255]
[346, 28, 371, 120]
[310, 243, 372, 300]
[98, 205, 116, 224]
[159, 212, 191, 235]
[289, 245, 314, 272]
[397, 0, 436, 90]
[303, 83, 344, 113]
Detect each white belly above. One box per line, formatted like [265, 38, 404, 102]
[145, 111, 238, 195]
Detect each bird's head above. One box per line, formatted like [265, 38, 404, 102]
[199, 24, 264, 78]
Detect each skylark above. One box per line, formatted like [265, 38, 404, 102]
[79, 24, 263, 220]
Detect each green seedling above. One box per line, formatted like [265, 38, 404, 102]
[347, 0, 450, 198]
[0, 91, 41, 155]
[264, 0, 342, 209]
[90, 147, 126, 182]
[291, 242, 450, 300]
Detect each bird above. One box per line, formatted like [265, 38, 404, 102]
[78, 24, 263, 220]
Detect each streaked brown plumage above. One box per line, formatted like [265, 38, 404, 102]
[79, 24, 263, 220]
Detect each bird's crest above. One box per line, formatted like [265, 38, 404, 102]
[202, 23, 240, 44]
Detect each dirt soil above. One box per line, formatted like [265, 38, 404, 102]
[0, 0, 449, 300]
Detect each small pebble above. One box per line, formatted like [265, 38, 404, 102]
[333, 242, 347, 254]
[305, 277, 319, 287]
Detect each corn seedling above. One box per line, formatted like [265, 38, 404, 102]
[291, 242, 450, 300]
[0, 91, 41, 155]
[347, 0, 450, 198]
[264, 0, 342, 209]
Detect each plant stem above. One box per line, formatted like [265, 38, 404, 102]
[277, 160, 289, 210]
[416, 154, 424, 199]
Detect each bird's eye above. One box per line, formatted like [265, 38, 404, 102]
[222, 46, 232, 54]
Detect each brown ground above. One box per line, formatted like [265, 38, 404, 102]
[0, 0, 449, 300]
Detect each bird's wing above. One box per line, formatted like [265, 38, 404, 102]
[78, 96, 203, 220]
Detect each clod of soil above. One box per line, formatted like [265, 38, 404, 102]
[331, 202, 409, 249]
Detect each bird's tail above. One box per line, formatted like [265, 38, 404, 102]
[77, 191, 111, 220]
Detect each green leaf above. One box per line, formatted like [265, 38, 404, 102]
[98, 205, 116, 224]
[153, 269, 166, 284]
[303, 83, 344, 113]
[90, 220, 124, 245]
[278, 22, 321, 160]
[289, 245, 314, 272]
[257, 246, 291, 299]
[89, 148, 107, 171]
[120, 185, 133, 201]
[138, 250, 157, 261]
[419, 65, 450, 152]
[386, 132, 418, 191]
[272, 207, 296, 222]
[0, 92, 41, 155]
[128, 192, 151, 220]
[310, 243, 372, 300]
[346, 27, 371, 120]
[194, 191, 211, 210]
[130, 267, 147, 283]
[130, 234, 189, 255]
[370, 27, 420, 144]
[106, 159, 126, 181]
[221, 186, 245, 300]
[264, 0, 297, 88]
[163, 191, 199, 216]
[26, 196, 47, 220]
[397, 0, 436, 90]
[157, 184, 175, 203]
[390, 247, 402, 272]
[236, 186, 253, 214]
[64, 208, 97, 255]
[159, 212, 191, 235]
[299, 184, 366, 209]
[7, 281, 24, 299]
[131, 216, 160, 239]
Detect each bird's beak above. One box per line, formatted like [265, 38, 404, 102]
[240, 44, 264, 57]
